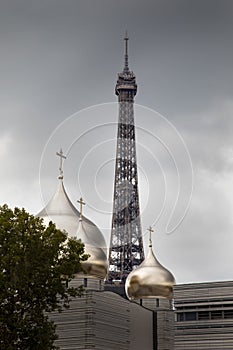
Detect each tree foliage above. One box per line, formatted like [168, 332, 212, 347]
[0, 205, 88, 349]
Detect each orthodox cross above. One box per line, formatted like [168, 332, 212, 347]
[147, 226, 154, 247]
[77, 197, 86, 220]
[56, 148, 66, 179]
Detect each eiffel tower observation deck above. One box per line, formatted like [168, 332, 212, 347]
[108, 34, 145, 283]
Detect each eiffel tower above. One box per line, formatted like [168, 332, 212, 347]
[108, 34, 144, 282]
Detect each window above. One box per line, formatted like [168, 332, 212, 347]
[224, 310, 233, 319]
[185, 312, 197, 321]
[177, 313, 184, 322]
[211, 310, 223, 320]
[198, 311, 210, 320]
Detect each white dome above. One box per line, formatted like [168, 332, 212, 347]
[36, 179, 107, 256]
[37, 179, 80, 237]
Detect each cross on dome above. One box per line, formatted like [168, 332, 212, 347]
[147, 226, 154, 247]
[77, 197, 86, 221]
[56, 148, 66, 179]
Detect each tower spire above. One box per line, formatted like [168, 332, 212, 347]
[108, 36, 144, 282]
[124, 31, 129, 72]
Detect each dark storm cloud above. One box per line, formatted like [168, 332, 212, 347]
[0, 0, 233, 282]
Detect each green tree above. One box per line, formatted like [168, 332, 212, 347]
[0, 204, 88, 349]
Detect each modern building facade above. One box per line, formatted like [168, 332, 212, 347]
[50, 289, 154, 350]
[174, 281, 233, 349]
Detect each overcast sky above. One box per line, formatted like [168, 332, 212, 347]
[1, 0, 233, 284]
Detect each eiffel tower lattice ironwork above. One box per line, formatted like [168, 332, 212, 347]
[108, 34, 145, 282]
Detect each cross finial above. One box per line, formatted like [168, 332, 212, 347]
[56, 148, 66, 179]
[77, 197, 86, 221]
[147, 226, 154, 247]
[124, 31, 129, 72]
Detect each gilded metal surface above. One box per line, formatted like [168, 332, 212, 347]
[125, 246, 175, 300]
[77, 220, 108, 279]
[36, 179, 107, 258]
[37, 179, 80, 236]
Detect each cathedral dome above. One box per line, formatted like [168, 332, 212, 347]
[37, 179, 80, 237]
[37, 179, 107, 256]
[76, 218, 108, 279]
[37, 150, 108, 280]
[125, 232, 175, 300]
[37, 178, 108, 277]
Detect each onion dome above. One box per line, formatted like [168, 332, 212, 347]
[36, 149, 107, 258]
[76, 217, 108, 280]
[37, 149, 108, 282]
[37, 178, 108, 279]
[125, 227, 175, 300]
[37, 178, 80, 237]
[37, 179, 107, 253]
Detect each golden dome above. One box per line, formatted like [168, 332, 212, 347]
[37, 151, 108, 280]
[125, 239, 175, 300]
[37, 179, 80, 237]
[77, 219, 108, 279]
[37, 180, 107, 255]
